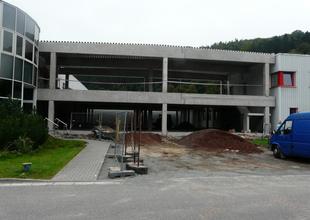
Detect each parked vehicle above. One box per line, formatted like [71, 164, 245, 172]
[269, 112, 310, 159]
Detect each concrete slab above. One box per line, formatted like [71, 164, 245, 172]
[126, 162, 148, 175]
[52, 140, 110, 181]
[108, 167, 135, 178]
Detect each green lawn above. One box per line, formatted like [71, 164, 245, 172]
[251, 138, 269, 148]
[0, 136, 86, 179]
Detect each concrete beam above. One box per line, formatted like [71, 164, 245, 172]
[39, 41, 276, 64]
[37, 89, 276, 107]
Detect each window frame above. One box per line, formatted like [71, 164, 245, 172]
[3, 30, 14, 53]
[278, 120, 293, 135]
[270, 71, 296, 88]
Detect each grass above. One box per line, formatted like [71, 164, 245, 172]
[251, 138, 269, 148]
[0, 136, 86, 179]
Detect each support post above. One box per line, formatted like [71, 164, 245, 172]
[148, 70, 153, 92]
[48, 100, 55, 131]
[162, 57, 168, 93]
[162, 104, 167, 136]
[264, 106, 271, 135]
[263, 63, 270, 96]
[49, 52, 56, 89]
[147, 110, 153, 131]
[242, 113, 250, 133]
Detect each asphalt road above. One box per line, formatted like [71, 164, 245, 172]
[1, 174, 310, 220]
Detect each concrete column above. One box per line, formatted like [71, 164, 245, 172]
[48, 100, 55, 131]
[162, 57, 168, 93]
[243, 113, 250, 133]
[148, 70, 153, 92]
[147, 110, 153, 131]
[264, 106, 271, 134]
[263, 63, 270, 96]
[162, 104, 167, 136]
[49, 52, 57, 89]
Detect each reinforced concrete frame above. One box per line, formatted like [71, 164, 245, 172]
[42, 45, 275, 135]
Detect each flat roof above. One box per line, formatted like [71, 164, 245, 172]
[39, 41, 276, 64]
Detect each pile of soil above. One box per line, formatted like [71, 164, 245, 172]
[125, 133, 163, 146]
[177, 129, 263, 154]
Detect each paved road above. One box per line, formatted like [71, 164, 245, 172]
[1, 174, 310, 220]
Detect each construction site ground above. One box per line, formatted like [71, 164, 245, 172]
[98, 132, 310, 180]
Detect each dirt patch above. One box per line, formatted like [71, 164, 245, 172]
[177, 129, 263, 154]
[126, 133, 163, 146]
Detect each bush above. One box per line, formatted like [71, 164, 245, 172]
[0, 100, 48, 152]
[11, 136, 33, 153]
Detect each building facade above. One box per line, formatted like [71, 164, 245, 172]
[1, 1, 309, 135]
[271, 53, 310, 129]
[0, 1, 40, 111]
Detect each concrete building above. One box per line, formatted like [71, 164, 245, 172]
[2, 0, 308, 135]
[0, 1, 40, 111]
[35, 41, 275, 135]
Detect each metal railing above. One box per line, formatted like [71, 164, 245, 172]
[55, 118, 69, 134]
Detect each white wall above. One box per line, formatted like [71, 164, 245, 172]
[271, 54, 310, 129]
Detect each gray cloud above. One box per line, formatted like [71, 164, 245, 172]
[6, 0, 310, 46]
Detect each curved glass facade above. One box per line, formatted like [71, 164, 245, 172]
[0, 1, 40, 109]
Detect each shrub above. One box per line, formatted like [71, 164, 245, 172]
[0, 99, 48, 152]
[11, 136, 33, 153]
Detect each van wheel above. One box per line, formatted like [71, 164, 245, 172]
[273, 146, 285, 159]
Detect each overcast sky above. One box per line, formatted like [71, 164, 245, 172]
[5, 0, 310, 47]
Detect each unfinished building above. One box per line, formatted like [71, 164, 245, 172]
[36, 42, 275, 135]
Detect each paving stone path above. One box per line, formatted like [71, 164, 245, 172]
[52, 140, 110, 181]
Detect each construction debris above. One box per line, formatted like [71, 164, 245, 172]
[177, 129, 263, 154]
[125, 133, 163, 146]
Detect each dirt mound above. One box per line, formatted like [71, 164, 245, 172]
[126, 133, 163, 146]
[177, 129, 263, 154]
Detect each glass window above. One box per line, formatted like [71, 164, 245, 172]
[3, 4, 16, 30]
[290, 108, 298, 115]
[0, 79, 12, 97]
[279, 120, 293, 135]
[25, 17, 35, 41]
[34, 26, 40, 45]
[283, 72, 294, 86]
[16, 10, 25, 35]
[34, 47, 38, 64]
[33, 67, 37, 86]
[23, 88, 33, 100]
[24, 62, 33, 84]
[14, 58, 23, 81]
[271, 74, 278, 87]
[13, 82, 22, 99]
[16, 36, 23, 56]
[25, 41, 33, 61]
[3, 31, 13, 53]
[0, 54, 14, 79]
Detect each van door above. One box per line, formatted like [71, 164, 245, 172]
[291, 119, 310, 158]
[276, 120, 293, 156]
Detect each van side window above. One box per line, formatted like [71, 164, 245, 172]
[278, 120, 293, 135]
